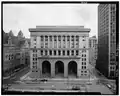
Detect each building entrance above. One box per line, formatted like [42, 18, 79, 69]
[42, 61, 51, 77]
[68, 61, 77, 78]
[55, 61, 64, 77]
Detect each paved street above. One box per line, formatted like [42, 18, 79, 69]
[3, 66, 30, 84]
[2, 64, 115, 94]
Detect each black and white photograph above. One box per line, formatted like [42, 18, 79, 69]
[2, 1, 119, 95]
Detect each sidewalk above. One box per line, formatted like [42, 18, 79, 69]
[3, 67, 29, 80]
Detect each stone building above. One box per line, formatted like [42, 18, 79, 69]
[3, 30, 30, 77]
[29, 26, 90, 78]
[89, 36, 97, 67]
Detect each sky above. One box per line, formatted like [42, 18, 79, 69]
[3, 4, 98, 38]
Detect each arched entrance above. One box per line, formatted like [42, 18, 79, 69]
[68, 61, 77, 78]
[55, 61, 64, 77]
[42, 61, 51, 77]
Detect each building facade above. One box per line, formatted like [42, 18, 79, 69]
[89, 36, 97, 67]
[29, 26, 90, 78]
[3, 30, 30, 77]
[96, 4, 116, 79]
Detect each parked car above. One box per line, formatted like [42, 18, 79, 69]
[41, 78, 48, 82]
[72, 86, 80, 90]
[86, 82, 92, 85]
[106, 84, 112, 89]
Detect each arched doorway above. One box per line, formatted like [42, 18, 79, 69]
[42, 61, 51, 77]
[68, 61, 77, 78]
[55, 61, 64, 77]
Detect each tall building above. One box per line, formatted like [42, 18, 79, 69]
[96, 4, 116, 79]
[89, 36, 97, 67]
[29, 26, 90, 78]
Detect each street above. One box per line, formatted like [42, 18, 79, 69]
[2, 64, 115, 94]
[3, 66, 30, 84]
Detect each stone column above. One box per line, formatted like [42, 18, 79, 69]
[64, 62, 68, 78]
[48, 35, 49, 48]
[51, 63, 55, 77]
[39, 36, 41, 48]
[52, 36, 54, 48]
[43, 35, 45, 48]
[74, 36, 76, 48]
[39, 59, 42, 78]
[61, 35, 63, 48]
[65, 36, 67, 48]
[57, 36, 58, 48]
[77, 60, 81, 78]
[70, 35, 71, 48]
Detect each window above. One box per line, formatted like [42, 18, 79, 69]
[63, 36, 65, 41]
[63, 50, 65, 55]
[54, 36, 57, 41]
[67, 36, 70, 41]
[45, 36, 48, 41]
[41, 50, 43, 56]
[76, 36, 79, 41]
[71, 50, 74, 56]
[84, 66, 86, 69]
[49, 50, 52, 55]
[58, 36, 61, 41]
[84, 62, 86, 65]
[82, 62, 83, 65]
[50, 36, 52, 41]
[54, 50, 56, 55]
[67, 50, 69, 56]
[41, 36, 43, 41]
[76, 50, 79, 56]
[58, 50, 61, 55]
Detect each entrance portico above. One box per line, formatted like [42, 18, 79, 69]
[38, 57, 81, 78]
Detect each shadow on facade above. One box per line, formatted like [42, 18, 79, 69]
[55, 61, 64, 77]
[42, 61, 51, 77]
[68, 61, 77, 77]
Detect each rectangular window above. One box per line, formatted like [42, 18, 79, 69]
[54, 50, 56, 56]
[41, 36, 43, 41]
[67, 50, 69, 56]
[41, 50, 43, 56]
[54, 36, 57, 41]
[71, 50, 74, 56]
[58, 36, 61, 41]
[58, 50, 61, 56]
[76, 36, 79, 41]
[67, 36, 70, 41]
[63, 36, 65, 41]
[76, 50, 79, 56]
[50, 36, 52, 41]
[45, 36, 48, 41]
[63, 50, 65, 55]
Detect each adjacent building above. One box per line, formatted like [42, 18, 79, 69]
[89, 36, 97, 67]
[96, 4, 116, 79]
[3, 30, 30, 77]
[29, 26, 90, 78]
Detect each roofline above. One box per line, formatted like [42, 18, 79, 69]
[29, 26, 91, 32]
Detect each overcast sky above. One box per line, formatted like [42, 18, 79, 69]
[3, 4, 98, 38]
